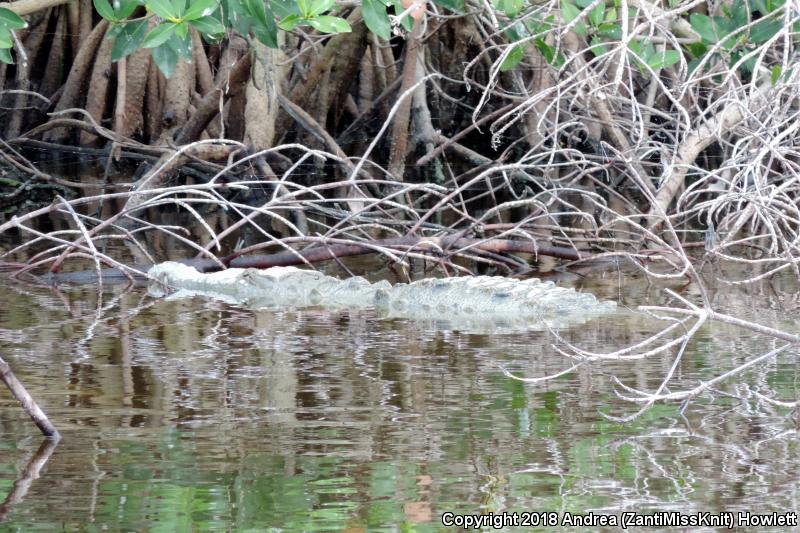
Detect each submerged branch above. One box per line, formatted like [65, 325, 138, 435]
[0, 355, 60, 439]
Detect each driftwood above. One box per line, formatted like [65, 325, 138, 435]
[35, 235, 590, 284]
[219, 235, 585, 269]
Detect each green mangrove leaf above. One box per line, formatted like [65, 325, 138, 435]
[500, 44, 524, 71]
[270, 0, 300, 18]
[251, 19, 278, 46]
[433, 0, 463, 12]
[116, 0, 140, 19]
[111, 18, 149, 61]
[189, 15, 225, 38]
[685, 41, 706, 58]
[730, 0, 748, 26]
[0, 46, 13, 63]
[308, 0, 334, 16]
[771, 65, 781, 84]
[643, 42, 656, 60]
[148, 0, 179, 20]
[590, 35, 608, 56]
[183, 0, 218, 20]
[244, 0, 269, 25]
[222, 0, 250, 33]
[167, 30, 192, 58]
[0, 28, 12, 48]
[170, 0, 186, 17]
[561, 1, 586, 36]
[107, 22, 124, 38]
[0, 8, 25, 30]
[647, 49, 680, 70]
[278, 13, 302, 30]
[749, 17, 781, 43]
[497, 0, 524, 17]
[561, 0, 579, 23]
[362, 0, 391, 40]
[152, 41, 178, 76]
[534, 38, 553, 63]
[690, 13, 721, 43]
[730, 51, 755, 73]
[93, 0, 117, 21]
[597, 22, 620, 39]
[245, 0, 278, 47]
[504, 20, 526, 42]
[174, 20, 188, 38]
[307, 15, 351, 33]
[589, 0, 604, 26]
[143, 22, 177, 47]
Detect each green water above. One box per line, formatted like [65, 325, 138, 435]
[0, 272, 798, 531]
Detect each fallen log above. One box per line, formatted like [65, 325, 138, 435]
[32, 235, 590, 284]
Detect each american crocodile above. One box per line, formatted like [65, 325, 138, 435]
[147, 262, 615, 331]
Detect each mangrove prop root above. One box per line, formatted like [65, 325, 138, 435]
[244, 39, 284, 152]
[79, 22, 114, 145]
[357, 45, 374, 113]
[276, 8, 364, 136]
[7, 9, 47, 138]
[191, 28, 214, 97]
[161, 57, 194, 136]
[0, 355, 60, 439]
[119, 44, 151, 138]
[113, 56, 127, 136]
[321, 18, 367, 131]
[388, 20, 423, 180]
[176, 52, 251, 144]
[78, 0, 92, 42]
[144, 59, 164, 141]
[226, 90, 246, 141]
[66, 0, 78, 53]
[40, 6, 66, 99]
[46, 19, 109, 142]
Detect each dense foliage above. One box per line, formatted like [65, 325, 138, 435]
[0, 0, 793, 80]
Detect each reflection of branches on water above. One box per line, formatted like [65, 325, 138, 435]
[0, 438, 59, 523]
[506, 282, 799, 421]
